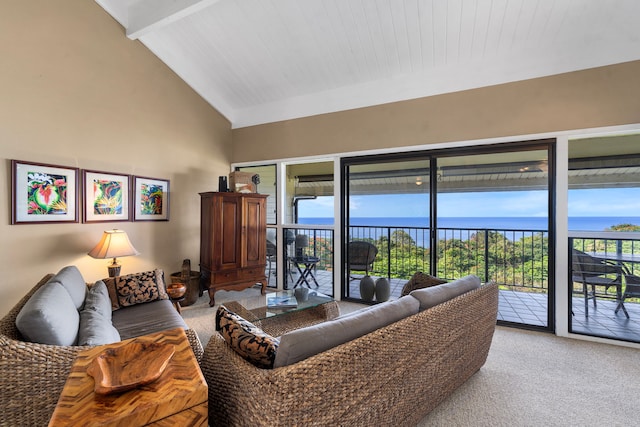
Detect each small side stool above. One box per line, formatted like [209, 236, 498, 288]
[167, 283, 187, 314]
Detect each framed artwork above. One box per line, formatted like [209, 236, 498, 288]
[82, 170, 131, 223]
[11, 160, 79, 224]
[133, 176, 170, 221]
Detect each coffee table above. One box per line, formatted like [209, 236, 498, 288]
[223, 290, 339, 336]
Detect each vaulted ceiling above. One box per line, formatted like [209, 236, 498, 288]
[96, 0, 640, 129]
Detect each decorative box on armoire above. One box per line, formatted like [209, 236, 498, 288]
[199, 192, 268, 306]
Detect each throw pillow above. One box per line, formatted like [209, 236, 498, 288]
[400, 272, 447, 297]
[109, 269, 169, 308]
[83, 280, 113, 320]
[78, 308, 121, 346]
[410, 274, 481, 311]
[47, 265, 88, 310]
[102, 276, 122, 311]
[15, 282, 80, 345]
[216, 305, 279, 369]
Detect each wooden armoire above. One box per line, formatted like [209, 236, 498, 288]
[199, 192, 268, 306]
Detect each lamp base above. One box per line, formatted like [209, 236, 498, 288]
[107, 263, 121, 278]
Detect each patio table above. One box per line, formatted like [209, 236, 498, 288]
[588, 251, 640, 317]
[288, 256, 320, 288]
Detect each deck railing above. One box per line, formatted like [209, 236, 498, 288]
[281, 226, 640, 296]
[283, 225, 549, 292]
[350, 225, 549, 292]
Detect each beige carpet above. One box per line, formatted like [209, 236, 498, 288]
[182, 287, 640, 426]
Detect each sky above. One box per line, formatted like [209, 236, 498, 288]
[297, 188, 640, 218]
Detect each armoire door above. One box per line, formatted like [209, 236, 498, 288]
[243, 196, 266, 268]
[217, 194, 241, 269]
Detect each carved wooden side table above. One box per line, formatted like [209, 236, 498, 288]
[48, 328, 207, 426]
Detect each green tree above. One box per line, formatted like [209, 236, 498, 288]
[607, 223, 640, 232]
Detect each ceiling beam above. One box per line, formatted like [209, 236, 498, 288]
[127, 0, 222, 40]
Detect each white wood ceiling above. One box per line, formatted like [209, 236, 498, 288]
[96, 0, 640, 128]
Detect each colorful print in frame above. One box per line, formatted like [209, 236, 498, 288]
[83, 170, 131, 223]
[133, 176, 170, 221]
[11, 160, 79, 224]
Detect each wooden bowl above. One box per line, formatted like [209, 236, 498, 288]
[167, 282, 186, 299]
[87, 341, 175, 395]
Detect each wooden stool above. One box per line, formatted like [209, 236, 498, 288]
[167, 283, 187, 314]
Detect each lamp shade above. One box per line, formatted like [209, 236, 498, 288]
[295, 234, 309, 259]
[88, 230, 140, 259]
[295, 234, 309, 248]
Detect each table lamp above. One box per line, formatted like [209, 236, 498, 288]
[295, 234, 309, 259]
[88, 230, 140, 277]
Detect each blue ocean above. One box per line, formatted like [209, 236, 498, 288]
[298, 216, 640, 231]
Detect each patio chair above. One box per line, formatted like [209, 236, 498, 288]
[348, 241, 378, 281]
[266, 240, 277, 285]
[615, 273, 640, 318]
[571, 249, 625, 317]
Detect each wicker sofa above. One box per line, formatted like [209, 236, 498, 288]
[201, 278, 498, 426]
[0, 268, 204, 427]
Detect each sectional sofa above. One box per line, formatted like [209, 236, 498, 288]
[0, 266, 203, 426]
[202, 276, 499, 426]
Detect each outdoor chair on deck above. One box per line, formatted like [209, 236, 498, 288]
[615, 272, 640, 318]
[571, 249, 625, 317]
[348, 241, 378, 281]
[266, 240, 277, 285]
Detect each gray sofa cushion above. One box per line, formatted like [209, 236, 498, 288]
[83, 280, 112, 320]
[410, 275, 481, 311]
[111, 299, 187, 340]
[274, 295, 420, 368]
[78, 308, 121, 345]
[401, 272, 447, 296]
[15, 282, 80, 345]
[48, 265, 87, 310]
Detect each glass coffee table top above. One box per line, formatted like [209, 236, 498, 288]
[227, 289, 334, 322]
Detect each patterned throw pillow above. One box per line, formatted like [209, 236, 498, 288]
[216, 305, 279, 369]
[104, 269, 169, 308]
[401, 272, 447, 297]
[102, 276, 122, 311]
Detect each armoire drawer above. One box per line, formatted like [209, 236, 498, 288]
[212, 270, 239, 283]
[238, 268, 264, 281]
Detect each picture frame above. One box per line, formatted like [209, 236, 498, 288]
[11, 160, 79, 224]
[133, 176, 170, 221]
[82, 170, 131, 223]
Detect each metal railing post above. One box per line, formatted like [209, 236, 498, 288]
[484, 230, 489, 283]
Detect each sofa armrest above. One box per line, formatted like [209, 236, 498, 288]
[0, 335, 91, 426]
[185, 328, 204, 362]
[201, 283, 498, 426]
[0, 272, 204, 425]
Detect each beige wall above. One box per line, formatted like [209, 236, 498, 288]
[232, 60, 640, 162]
[0, 1, 231, 315]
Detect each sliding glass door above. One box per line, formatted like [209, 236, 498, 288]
[342, 157, 431, 300]
[568, 133, 640, 342]
[435, 144, 552, 329]
[342, 141, 554, 331]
